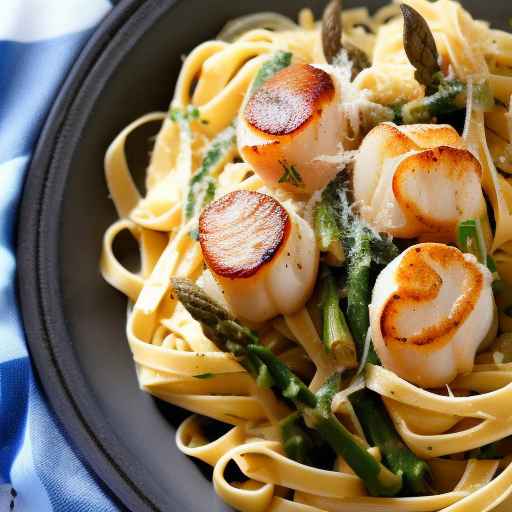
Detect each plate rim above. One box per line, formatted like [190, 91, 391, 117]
[16, 1, 182, 510]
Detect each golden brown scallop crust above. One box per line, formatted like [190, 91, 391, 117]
[381, 244, 484, 351]
[244, 64, 335, 137]
[363, 122, 419, 160]
[392, 146, 482, 232]
[199, 190, 291, 279]
[399, 124, 464, 149]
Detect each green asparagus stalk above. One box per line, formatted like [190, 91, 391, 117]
[399, 79, 466, 124]
[315, 173, 431, 494]
[321, 0, 370, 78]
[313, 199, 345, 265]
[397, 79, 495, 125]
[248, 345, 402, 497]
[321, 0, 342, 66]
[279, 412, 315, 465]
[401, 4, 440, 93]
[456, 218, 502, 291]
[342, 230, 433, 494]
[346, 232, 372, 355]
[172, 278, 402, 496]
[457, 218, 487, 264]
[314, 200, 340, 253]
[171, 277, 274, 388]
[315, 173, 396, 357]
[398, 5, 494, 124]
[350, 389, 432, 495]
[247, 344, 317, 408]
[342, 241, 431, 492]
[319, 265, 357, 368]
[335, 231, 431, 495]
[308, 376, 400, 497]
[172, 278, 322, 461]
[249, 51, 292, 95]
[315, 373, 341, 415]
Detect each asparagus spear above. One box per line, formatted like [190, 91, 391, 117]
[350, 389, 432, 495]
[249, 345, 402, 497]
[346, 232, 373, 356]
[172, 278, 321, 463]
[314, 195, 339, 252]
[319, 265, 357, 368]
[315, 173, 432, 494]
[397, 78, 496, 125]
[321, 0, 342, 65]
[457, 218, 488, 265]
[321, 0, 370, 78]
[172, 278, 402, 496]
[170, 278, 273, 385]
[314, 195, 345, 266]
[457, 218, 502, 290]
[399, 79, 466, 124]
[249, 51, 292, 95]
[279, 412, 315, 465]
[401, 4, 440, 93]
[397, 6, 493, 124]
[342, 235, 431, 494]
[315, 173, 397, 355]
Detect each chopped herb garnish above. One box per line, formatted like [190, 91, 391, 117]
[188, 106, 200, 119]
[193, 373, 214, 379]
[169, 108, 182, 122]
[185, 125, 236, 220]
[203, 179, 216, 206]
[169, 105, 201, 123]
[278, 160, 304, 188]
[250, 51, 292, 95]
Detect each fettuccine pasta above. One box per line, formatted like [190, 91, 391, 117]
[100, 1, 512, 510]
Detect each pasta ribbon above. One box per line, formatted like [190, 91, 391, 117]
[100, 2, 512, 510]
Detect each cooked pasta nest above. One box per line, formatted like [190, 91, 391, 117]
[100, 1, 512, 510]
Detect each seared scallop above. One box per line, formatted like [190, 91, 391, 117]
[353, 123, 485, 240]
[370, 243, 495, 388]
[237, 63, 343, 194]
[198, 190, 319, 322]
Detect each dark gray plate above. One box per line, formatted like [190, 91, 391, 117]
[17, 1, 510, 511]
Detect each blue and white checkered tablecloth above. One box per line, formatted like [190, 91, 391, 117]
[0, 1, 120, 510]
